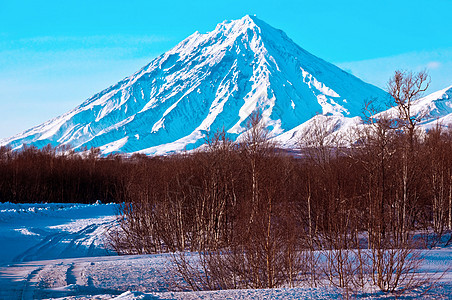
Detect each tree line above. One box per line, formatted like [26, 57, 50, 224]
[0, 144, 122, 203]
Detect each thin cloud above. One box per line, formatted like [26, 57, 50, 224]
[336, 49, 452, 93]
[426, 61, 441, 69]
[17, 35, 171, 44]
[0, 34, 173, 51]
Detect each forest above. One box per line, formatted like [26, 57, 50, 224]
[0, 71, 451, 295]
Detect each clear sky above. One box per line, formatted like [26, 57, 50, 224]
[1, 0, 451, 139]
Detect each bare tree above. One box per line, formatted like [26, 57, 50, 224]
[387, 70, 430, 150]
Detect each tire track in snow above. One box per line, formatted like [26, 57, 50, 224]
[13, 232, 65, 262]
[13, 218, 116, 263]
[20, 266, 43, 300]
[66, 263, 76, 285]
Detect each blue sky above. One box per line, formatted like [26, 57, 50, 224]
[1, 0, 451, 139]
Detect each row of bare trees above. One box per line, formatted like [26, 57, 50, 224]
[110, 115, 311, 289]
[0, 144, 121, 203]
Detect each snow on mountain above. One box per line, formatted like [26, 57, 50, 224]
[278, 85, 452, 148]
[420, 86, 452, 128]
[380, 85, 452, 129]
[273, 114, 362, 148]
[0, 15, 389, 155]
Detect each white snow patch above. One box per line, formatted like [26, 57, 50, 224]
[14, 228, 39, 236]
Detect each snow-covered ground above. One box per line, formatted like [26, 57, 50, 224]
[0, 203, 116, 265]
[0, 202, 451, 299]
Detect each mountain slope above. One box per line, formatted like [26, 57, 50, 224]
[276, 85, 452, 148]
[1, 15, 389, 155]
[382, 85, 452, 128]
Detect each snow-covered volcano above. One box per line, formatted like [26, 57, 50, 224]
[0, 15, 389, 155]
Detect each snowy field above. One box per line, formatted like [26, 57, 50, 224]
[0, 202, 451, 299]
